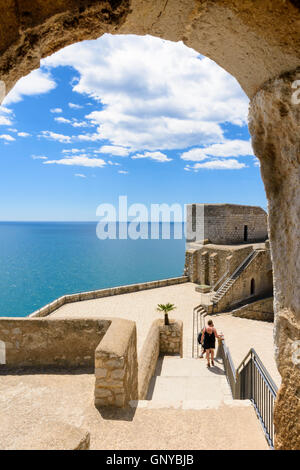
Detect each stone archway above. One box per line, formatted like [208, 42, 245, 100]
[0, 0, 299, 450]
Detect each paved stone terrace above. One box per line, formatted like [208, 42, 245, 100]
[0, 370, 268, 450]
[49, 282, 279, 385]
[49, 282, 201, 357]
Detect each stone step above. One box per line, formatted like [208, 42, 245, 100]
[148, 376, 231, 402]
[159, 357, 225, 377]
[129, 399, 253, 410]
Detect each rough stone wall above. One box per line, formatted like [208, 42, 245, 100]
[159, 320, 183, 356]
[216, 250, 273, 312]
[0, 318, 109, 368]
[249, 68, 300, 450]
[209, 253, 218, 286]
[94, 318, 138, 408]
[2, 2, 300, 102]
[192, 244, 254, 286]
[232, 297, 274, 322]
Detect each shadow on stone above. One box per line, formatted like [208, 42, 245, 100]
[0, 366, 94, 375]
[96, 405, 137, 422]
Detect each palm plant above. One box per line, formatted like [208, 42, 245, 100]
[156, 303, 176, 325]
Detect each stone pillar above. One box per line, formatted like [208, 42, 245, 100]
[159, 320, 183, 357]
[248, 68, 300, 450]
[199, 251, 208, 285]
[209, 253, 218, 286]
[184, 249, 199, 283]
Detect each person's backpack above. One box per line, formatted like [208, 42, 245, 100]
[197, 329, 203, 345]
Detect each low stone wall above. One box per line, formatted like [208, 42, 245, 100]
[29, 276, 189, 318]
[0, 318, 110, 368]
[138, 320, 161, 400]
[159, 320, 183, 355]
[231, 297, 274, 322]
[94, 318, 138, 408]
[138, 319, 183, 400]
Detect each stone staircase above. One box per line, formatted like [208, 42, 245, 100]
[128, 356, 269, 450]
[211, 250, 259, 305]
[132, 356, 234, 409]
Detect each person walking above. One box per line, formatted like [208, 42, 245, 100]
[201, 319, 222, 367]
[197, 327, 206, 358]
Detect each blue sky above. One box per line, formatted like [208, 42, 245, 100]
[0, 34, 266, 221]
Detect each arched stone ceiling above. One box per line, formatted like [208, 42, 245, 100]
[0, 0, 300, 101]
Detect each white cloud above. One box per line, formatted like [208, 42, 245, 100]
[3, 69, 56, 105]
[39, 131, 72, 143]
[97, 145, 130, 156]
[131, 151, 172, 162]
[55, 116, 90, 128]
[0, 134, 15, 142]
[75, 173, 86, 178]
[42, 34, 248, 152]
[71, 120, 90, 128]
[0, 115, 12, 126]
[185, 159, 247, 171]
[180, 140, 253, 161]
[0, 106, 13, 126]
[77, 133, 102, 142]
[44, 156, 106, 167]
[62, 148, 81, 154]
[50, 108, 63, 113]
[31, 154, 48, 160]
[55, 117, 72, 124]
[118, 170, 128, 174]
[18, 132, 30, 137]
[69, 103, 83, 109]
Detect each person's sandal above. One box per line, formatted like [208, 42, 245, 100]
[207, 362, 211, 368]
[211, 360, 215, 366]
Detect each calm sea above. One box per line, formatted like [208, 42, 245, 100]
[0, 222, 186, 317]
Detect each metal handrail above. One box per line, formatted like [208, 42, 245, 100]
[212, 251, 258, 301]
[230, 250, 258, 279]
[211, 269, 229, 292]
[219, 340, 277, 449]
[192, 304, 202, 358]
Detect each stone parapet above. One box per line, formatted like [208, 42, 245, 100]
[0, 318, 109, 369]
[231, 297, 274, 322]
[94, 318, 138, 408]
[29, 276, 189, 318]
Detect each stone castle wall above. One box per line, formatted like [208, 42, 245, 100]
[186, 204, 268, 245]
[216, 250, 273, 312]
